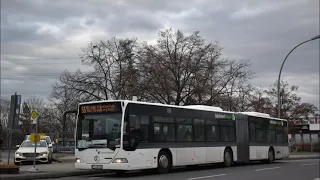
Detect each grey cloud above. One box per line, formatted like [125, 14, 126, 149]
[1, 0, 318, 107]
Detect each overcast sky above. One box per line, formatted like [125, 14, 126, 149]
[1, 0, 319, 108]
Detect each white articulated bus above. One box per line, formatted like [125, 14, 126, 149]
[74, 100, 289, 174]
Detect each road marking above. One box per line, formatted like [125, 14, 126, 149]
[88, 177, 101, 179]
[188, 174, 227, 180]
[300, 163, 319, 167]
[313, 178, 319, 180]
[254, 167, 281, 172]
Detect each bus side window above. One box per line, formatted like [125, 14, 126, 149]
[206, 119, 219, 141]
[140, 116, 150, 142]
[194, 119, 205, 141]
[283, 121, 288, 143]
[176, 118, 193, 142]
[153, 116, 175, 142]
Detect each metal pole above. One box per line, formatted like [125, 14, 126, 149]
[32, 117, 38, 169]
[277, 35, 320, 118]
[62, 110, 77, 147]
[7, 129, 13, 165]
[7, 92, 17, 165]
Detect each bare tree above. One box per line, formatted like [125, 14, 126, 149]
[49, 84, 81, 133]
[48, 37, 141, 135]
[248, 80, 318, 121]
[0, 97, 10, 145]
[57, 37, 141, 101]
[138, 29, 253, 105]
[265, 81, 296, 118]
[0, 97, 10, 130]
[18, 96, 58, 134]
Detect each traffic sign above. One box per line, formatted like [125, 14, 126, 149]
[31, 110, 37, 120]
[30, 133, 41, 143]
[7, 93, 22, 129]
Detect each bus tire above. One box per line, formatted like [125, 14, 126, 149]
[267, 148, 275, 164]
[157, 150, 172, 174]
[223, 148, 233, 167]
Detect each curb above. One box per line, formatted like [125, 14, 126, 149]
[1, 170, 109, 180]
[286, 156, 320, 160]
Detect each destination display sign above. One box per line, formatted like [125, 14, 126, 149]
[79, 102, 121, 114]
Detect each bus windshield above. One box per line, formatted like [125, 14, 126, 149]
[76, 113, 122, 150]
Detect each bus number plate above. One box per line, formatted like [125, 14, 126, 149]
[92, 165, 103, 169]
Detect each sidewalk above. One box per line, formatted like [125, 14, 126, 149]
[287, 152, 319, 160]
[52, 153, 75, 163]
[0, 162, 108, 180]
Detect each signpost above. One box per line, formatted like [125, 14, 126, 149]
[28, 109, 39, 173]
[7, 93, 21, 165]
[31, 110, 37, 124]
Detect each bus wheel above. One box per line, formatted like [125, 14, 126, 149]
[267, 148, 275, 164]
[223, 148, 233, 167]
[157, 151, 171, 174]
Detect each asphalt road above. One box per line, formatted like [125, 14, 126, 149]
[37, 159, 320, 180]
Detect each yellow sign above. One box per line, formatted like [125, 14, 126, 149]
[31, 110, 37, 120]
[30, 133, 41, 142]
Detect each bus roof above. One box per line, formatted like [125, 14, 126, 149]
[79, 100, 230, 113]
[237, 111, 287, 121]
[79, 100, 287, 120]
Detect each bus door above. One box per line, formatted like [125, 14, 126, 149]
[235, 114, 250, 163]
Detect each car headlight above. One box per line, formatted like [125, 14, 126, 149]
[15, 152, 22, 156]
[76, 158, 84, 163]
[112, 158, 128, 163]
[40, 152, 48, 156]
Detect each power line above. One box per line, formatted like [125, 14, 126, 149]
[1, 57, 80, 61]
[2, 62, 83, 66]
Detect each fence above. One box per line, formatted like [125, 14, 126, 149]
[51, 132, 75, 155]
[289, 133, 320, 152]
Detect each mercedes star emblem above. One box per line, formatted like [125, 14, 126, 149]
[94, 156, 100, 162]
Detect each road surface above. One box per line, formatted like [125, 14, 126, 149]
[37, 159, 319, 180]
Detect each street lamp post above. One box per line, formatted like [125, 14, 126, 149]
[277, 35, 320, 118]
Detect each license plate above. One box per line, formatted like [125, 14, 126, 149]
[92, 165, 103, 169]
[26, 157, 33, 160]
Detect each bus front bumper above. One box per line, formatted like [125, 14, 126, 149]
[75, 162, 134, 170]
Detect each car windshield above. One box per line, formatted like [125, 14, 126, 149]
[21, 141, 47, 147]
[76, 113, 122, 150]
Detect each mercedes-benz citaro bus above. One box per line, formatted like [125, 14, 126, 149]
[74, 100, 289, 174]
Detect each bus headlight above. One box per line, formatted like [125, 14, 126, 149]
[76, 158, 84, 163]
[112, 158, 128, 163]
